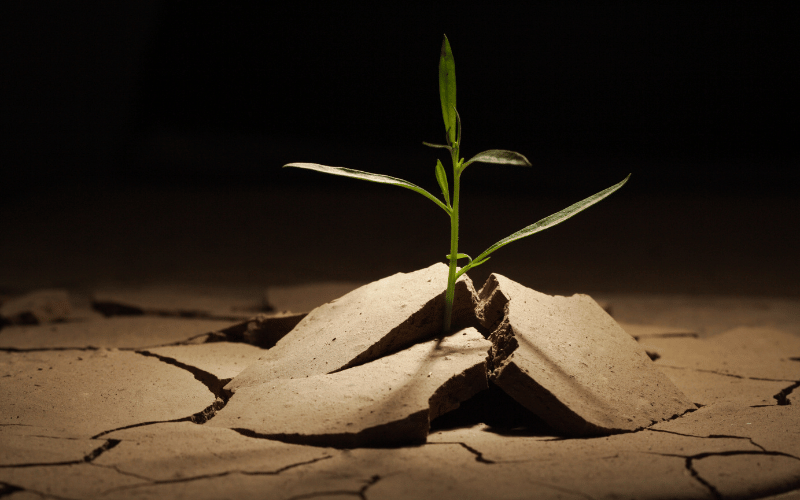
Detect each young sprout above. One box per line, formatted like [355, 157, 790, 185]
[285, 35, 630, 333]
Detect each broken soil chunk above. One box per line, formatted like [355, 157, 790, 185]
[226, 263, 477, 392]
[210, 328, 490, 447]
[477, 273, 695, 436]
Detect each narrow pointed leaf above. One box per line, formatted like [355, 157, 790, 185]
[439, 35, 457, 145]
[445, 253, 472, 262]
[284, 163, 451, 215]
[455, 256, 489, 279]
[434, 159, 450, 206]
[455, 106, 462, 147]
[466, 174, 631, 269]
[462, 150, 532, 170]
[422, 141, 452, 151]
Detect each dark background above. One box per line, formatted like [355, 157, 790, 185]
[2, 2, 798, 296]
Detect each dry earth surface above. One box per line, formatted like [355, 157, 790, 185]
[1, 273, 799, 500]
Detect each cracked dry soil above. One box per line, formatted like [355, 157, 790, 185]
[1, 278, 799, 500]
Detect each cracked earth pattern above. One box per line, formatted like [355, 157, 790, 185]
[1, 286, 799, 499]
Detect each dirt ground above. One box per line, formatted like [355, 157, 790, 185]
[1, 185, 798, 499]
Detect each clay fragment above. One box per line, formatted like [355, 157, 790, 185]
[210, 328, 490, 447]
[477, 273, 696, 436]
[0, 289, 72, 324]
[226, 263, 477, 392]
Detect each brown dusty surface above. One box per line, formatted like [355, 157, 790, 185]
[0, 282, 799, 499]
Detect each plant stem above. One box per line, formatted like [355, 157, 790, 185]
[443, 150, 461, 333]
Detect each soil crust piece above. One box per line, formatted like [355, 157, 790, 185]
[477, 273, 696, 436]
[226, 263, 477, 392]
[210, 327, 490, 448]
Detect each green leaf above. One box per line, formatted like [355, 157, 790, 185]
[445, 253, 472, 262]
[439, 35, 457, 146]
[434, 159, 451, 207]
[455, 106, 462, 147]
[455, 256, 490, 280]
[284, 163, 451, 216]
[462, 150, 532, 171]
[422, 141, 452, 151]
[460, 174, 631, 274]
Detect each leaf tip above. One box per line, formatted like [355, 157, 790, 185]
[440, 35, 454, 67]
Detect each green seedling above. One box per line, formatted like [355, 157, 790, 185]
[285, 35, 630, 333]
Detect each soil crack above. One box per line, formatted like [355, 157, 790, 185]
[773, 381, 800, 405]
[657, 364, 795, 383]
[428, 441, 495, 464]
[285, 473, 381, 500]
[654, 449, 800, 500]
[91, 398, 226, 439]
[83, 439, 122, 462]
[0, 439, 120, 468]
[684, 456, 722, 500]
[100, 455, 334, 496]
[135, 350, 229, 400]
[645, 428, 766, 451]
[0, 346, 100, 353]
[0, 483, 23, 499]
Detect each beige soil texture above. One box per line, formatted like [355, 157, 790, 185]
[226, 263, 479, 392]
[0, 267, 799, 499]
[476, 273, 696, 436]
